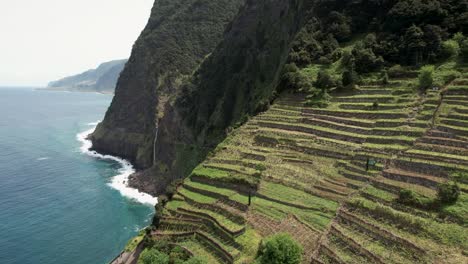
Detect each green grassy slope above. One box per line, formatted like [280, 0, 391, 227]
[142, 60, 468, 263]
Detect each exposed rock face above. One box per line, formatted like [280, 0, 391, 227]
[92, 0, 313, 195]
[91, 0, 246, 169]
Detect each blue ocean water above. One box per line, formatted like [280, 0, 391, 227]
[0, 88, 154, 264]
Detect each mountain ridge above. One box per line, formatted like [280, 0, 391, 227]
[46, 59, 127, 93]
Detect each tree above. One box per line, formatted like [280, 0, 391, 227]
[404, 25, 426, 65]
[258, 233, 303, 264]
[453, 32, 465, 45]
[352, 43, 384, 73]
[423, 25, 443, 62]
[314, 70, 335, 90]
[342, 70, 359, 88]
[418, 65, 434, 90]
[152, 203, 164, 228]
[441, 40, 460, 59]
[327, 12, 352, 42]
[388, 64, 405, 78]
[138, 248, 169, 264]
[460, 39, 468, 62]
[437, 182, 460, 204]
[381, 70, 389, 85]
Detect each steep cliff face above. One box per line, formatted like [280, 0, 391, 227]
[91, 0, 245, 169]
[127, 0, 314, 195]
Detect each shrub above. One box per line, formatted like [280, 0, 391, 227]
[397, 189, 416, 204]
[341, 50, 354, 69]
[352, 41, 384, 73]
[281, 65, 313, 92]
[290, 49, 312, 67]
[418, 65, 434, 90]
[158, 194, 169, 206]
[372, 101, 379, 109]
[437, 182, 460, 204]
[152, 203, 164, 228]
[165, 179, 183, 200]
[169, 246, 188, 263]
[317, 56, 331, 65]
[331, 48, 342, 62]
[453, 32, 465, 45]
[305, 89, 331, 108]
[441, 40, 460, 59]
[387, 64, 405, 78]
[451, 171, 468, 184]
[138, 248, 169, 264]
[461, 39, 468, 62]
[258, 233, 302, 264]
[314, 70, 335, 90]
[396, 189, 434, 209]
[381, 70, 389, 85]
[342, 70, 359, 88]
[255, 164, 267, 171]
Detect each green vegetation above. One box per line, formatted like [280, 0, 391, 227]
[437, 182, 460, 205]
[138, 243, 208, 264]
[125, 230, 146, 252]
[419, 66, 435, 90]
[111, 1, 468, 263]
[257, 233, 303, 264]
[138, 248, 169, 264]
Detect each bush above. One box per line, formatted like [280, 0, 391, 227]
[453, 32, 465, 45]
[451, 171, 468, 184]
[317, 56, 331, 65]
[352, 41, 384, 73]
[158, 194, 169, 206]
[331, 48, 342, 62]
[342, 70, 359, 88]
[305, 89, 331, 108]
[461, 39, 468, 62]
[165, 179, 183, 200]
[437, 182, 460, 204]
[396, 189, 435, 209]
[387, 64, 405, 78]
[381, 70, 389, 85]
[258, 233, 302, 264]
[281, 65, 313, 92]
[441, 40, 460, 59]
[255, 164, 267, 171]
[372, 101, 379, 109]
[152, 203, 164, 228]
[314, 70, 335, 90]
[341, 50, 354, 69]
[397, 189, 419, 206]
[138, 248, 169, 264]
[418, 65, 434, 90]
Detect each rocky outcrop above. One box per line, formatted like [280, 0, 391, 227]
[91, 0, 246, 170]
[92, 0, 314, 195]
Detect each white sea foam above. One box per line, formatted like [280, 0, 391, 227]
[77, 122, 158, 206]
[37, 157, 50, 161]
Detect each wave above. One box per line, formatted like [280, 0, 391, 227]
[77, 122, 158, 206]
[37, 157, 50, 161]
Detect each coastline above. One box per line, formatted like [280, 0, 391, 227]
[38, 87, 115, 95]
[77, 122, 158, 206]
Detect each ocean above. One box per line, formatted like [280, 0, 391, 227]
[0, 87, 155, 264]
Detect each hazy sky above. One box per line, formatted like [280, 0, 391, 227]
[0, 0, 154, 86]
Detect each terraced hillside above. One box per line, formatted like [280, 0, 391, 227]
[148, 66, 468, 264]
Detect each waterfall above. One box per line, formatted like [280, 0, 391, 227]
[152, 122, 159, 164]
